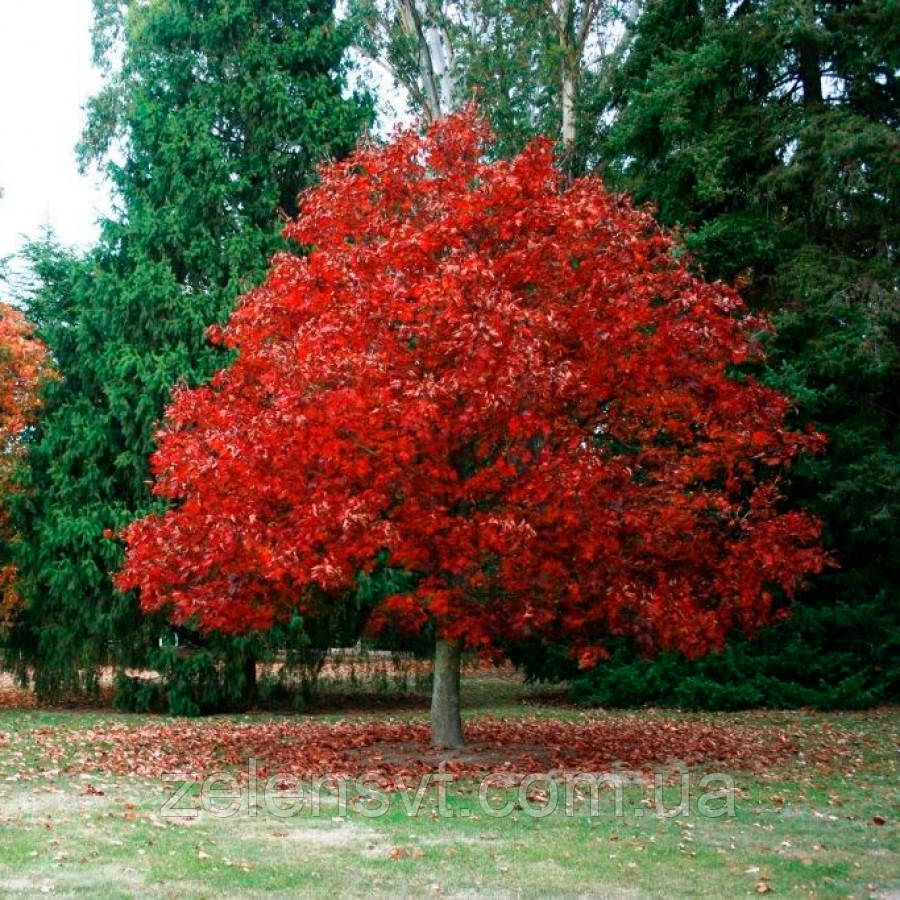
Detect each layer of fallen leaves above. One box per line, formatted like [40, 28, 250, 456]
[0, 673, 38, 709]
[1, 713, 878, 785]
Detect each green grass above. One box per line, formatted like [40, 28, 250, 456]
[0, 682, 896, 897]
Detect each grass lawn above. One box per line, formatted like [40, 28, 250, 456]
[0, 677, 896, 897]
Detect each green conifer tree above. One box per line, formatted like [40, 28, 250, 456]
[7, 0, 372, 705]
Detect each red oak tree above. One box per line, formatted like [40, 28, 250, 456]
[117, 111, 826, 745]
[0, 303, 52, 625]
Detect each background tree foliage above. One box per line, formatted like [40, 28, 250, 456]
[349, 0, 625, 171]
[5, 0, 372, 704]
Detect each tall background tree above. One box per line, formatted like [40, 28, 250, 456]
[528, 0, 898, 707]
[5, 0, 372, 708]
[350, 0, 624, 171]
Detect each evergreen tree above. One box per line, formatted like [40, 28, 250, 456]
[560, 0, 899, 706]
[6, 0, 371, 703]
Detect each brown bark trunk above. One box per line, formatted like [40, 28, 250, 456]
[797, 1, 822, 108]
[431, 638, 464, 748]
[798, 37, 823, 107]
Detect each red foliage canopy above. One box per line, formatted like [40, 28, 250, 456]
[0, 302, 51, 511]
[0, 303, 49, 444]
[0, 302, 52, 617]
[116, 110, 826, 662]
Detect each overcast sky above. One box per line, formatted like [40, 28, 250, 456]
[0, 1, 408, 276]
[0, 0, 110, 264]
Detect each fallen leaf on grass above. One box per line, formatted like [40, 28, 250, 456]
[2, 714, 881, 784]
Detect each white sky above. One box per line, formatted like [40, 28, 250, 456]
[0, 1, 408, 274]
[0, 0, 110, 264]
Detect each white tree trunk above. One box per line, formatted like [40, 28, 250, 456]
[561, 57, 577, 149]
[425, 25, 455, 114]
[397, 0, 455, 122]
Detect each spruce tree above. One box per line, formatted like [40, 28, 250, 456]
[7, 0, 371, 704]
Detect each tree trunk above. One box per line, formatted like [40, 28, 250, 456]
[560, 40, 578, 179]
[797, 0, 822, 108]
[241, 647, 258, 705]
[561, 57, 577, 149]
[425, 24, 454, 114]
[431, 638, 464, 747]
[798, 37, 822, 107]
[398, 0, 442, 123]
